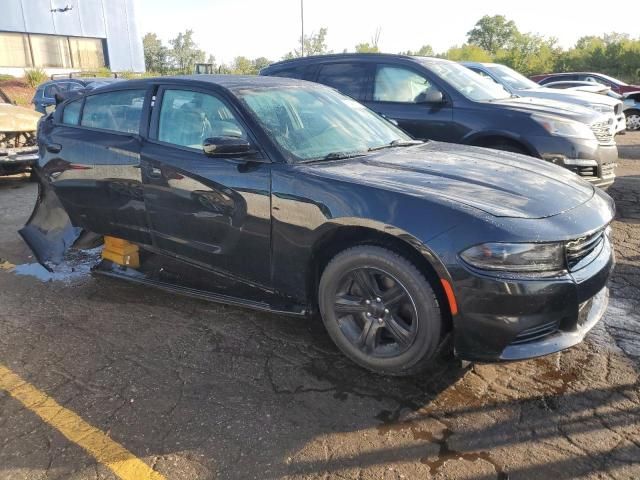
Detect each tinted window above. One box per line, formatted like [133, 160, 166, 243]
[44, 82, 82, 98]
[62, 99, 82, 125]
[374, 66, 440, 103]
[81, 89, 145, 133]
[316, 63, 369, 100]
[158, 89, 246, 149]
[270, 67, 307, 80]
[541, 75, 577, 84]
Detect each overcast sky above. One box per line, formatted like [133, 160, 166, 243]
[136, 0, 639, 64]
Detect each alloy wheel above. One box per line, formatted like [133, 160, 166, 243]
[627, 113, 640, 131]
[332, 267, 418, 358]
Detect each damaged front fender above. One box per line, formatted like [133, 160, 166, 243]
[19, 174, 83, 270]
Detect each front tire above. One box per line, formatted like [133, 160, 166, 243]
[318, 245, 442, 376]
[626, 110, 640, 131]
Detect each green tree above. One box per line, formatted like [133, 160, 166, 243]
[355, 42, 379, 53]
[400, 45, 434, 56]
[467, 15, 519, 54]
[142, 33, 169, 73]
[169, 29, 206, 74]
[284, 27, 330, 58]
[495, 33, 558, 76]
[444, 44, 492, 62]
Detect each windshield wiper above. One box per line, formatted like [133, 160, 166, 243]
[368, 139, 424, 152]
[303, 151, 367, 163]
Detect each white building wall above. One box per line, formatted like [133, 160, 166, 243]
[0, 0, 145, 75]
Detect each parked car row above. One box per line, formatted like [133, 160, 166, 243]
[23, 74, 615, 376]
[531, 71, 640, 131]
[261, 54, 618, 188]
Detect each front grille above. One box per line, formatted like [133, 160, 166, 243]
[0, 131, 37, 149]
[590, 121, 614, 145]
[565, 229, 605, 271]
[568, 165, 597, 178]
[511, 320, 559, 345]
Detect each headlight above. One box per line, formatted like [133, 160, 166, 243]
[588, 104, 612, 114]
[460, 242, 565, 272]
[532, 114, 596, 140]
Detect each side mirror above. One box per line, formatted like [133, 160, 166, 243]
[417, 90, 445, 104]
[203, 136, 252, 156]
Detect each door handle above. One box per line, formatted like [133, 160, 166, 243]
[46, 143, 62, 153]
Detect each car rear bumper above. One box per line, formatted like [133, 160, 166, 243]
[452, 232, 614, 362]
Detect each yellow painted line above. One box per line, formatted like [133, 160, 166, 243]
[0, 364, 165, 480]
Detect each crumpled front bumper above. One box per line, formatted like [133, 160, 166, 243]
[19, 176, 82, 269]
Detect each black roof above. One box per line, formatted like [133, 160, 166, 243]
[75, 74, 313, 94]
[262, 53, 449, 72]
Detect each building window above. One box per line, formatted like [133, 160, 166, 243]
[69, 37, 105, 69]
[30, 34, 73, 68]
[0, 32, 106, 69]
[0, 32, 32, 67]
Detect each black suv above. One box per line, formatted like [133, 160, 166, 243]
[261, 54, 618, 188]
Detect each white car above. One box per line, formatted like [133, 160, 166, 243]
[463, 62, 626, 134]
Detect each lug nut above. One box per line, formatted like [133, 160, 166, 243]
[366, 312, 372, 317]
[365, 300, 371, 305]
[378, 318, 384, 323]
[384, 308, 389, 314]
[376, 297, 381, 302]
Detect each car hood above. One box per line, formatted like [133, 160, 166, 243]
[518, 87, 620, 108]
[304, 142, 594, 219]
[0, 103, 42, 132]
[489, 96, 602, 123]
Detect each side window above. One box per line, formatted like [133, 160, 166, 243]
[157, 89, 247, 149]
[62, 99, 82, 125]
[374, 66, 438, 103]
[270, 67, 306, 80]
[81, 89, 145, 133]
[316, 63, 369, 100]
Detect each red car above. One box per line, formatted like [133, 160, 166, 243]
[532, 72, 640, 95]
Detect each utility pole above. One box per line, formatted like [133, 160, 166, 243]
[300, 0, 304, 57]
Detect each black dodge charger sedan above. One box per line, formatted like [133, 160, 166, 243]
[22, 76, 615, 376]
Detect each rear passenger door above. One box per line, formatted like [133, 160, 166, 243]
[314, 62, 373, 101]
[44, 88, 151, 244]
[364, 64, 455, 142]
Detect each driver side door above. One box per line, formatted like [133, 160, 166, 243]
[364, 64, 455, 142]
[140, 85, 272, 287]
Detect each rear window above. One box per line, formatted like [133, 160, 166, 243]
[80, 89, 145, 134]
[316, 63, 369, 100]
[62, 99, 82, 125]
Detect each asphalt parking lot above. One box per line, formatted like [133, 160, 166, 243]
[1, 134, 639, 480]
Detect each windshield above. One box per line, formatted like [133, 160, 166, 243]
[594, 73, 627, 86]
[486, 64, 540, 90]
[237, 86, 412, 161]
[423, 60, 511, 101]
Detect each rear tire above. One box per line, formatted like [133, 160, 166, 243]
[318, 245, 442, 376]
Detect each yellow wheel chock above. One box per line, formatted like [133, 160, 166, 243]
[102, 236, 140, 269]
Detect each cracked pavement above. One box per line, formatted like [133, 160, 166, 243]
[0, 133, 639, 479]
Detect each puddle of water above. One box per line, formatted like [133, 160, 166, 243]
[7, 248, 102, 283]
